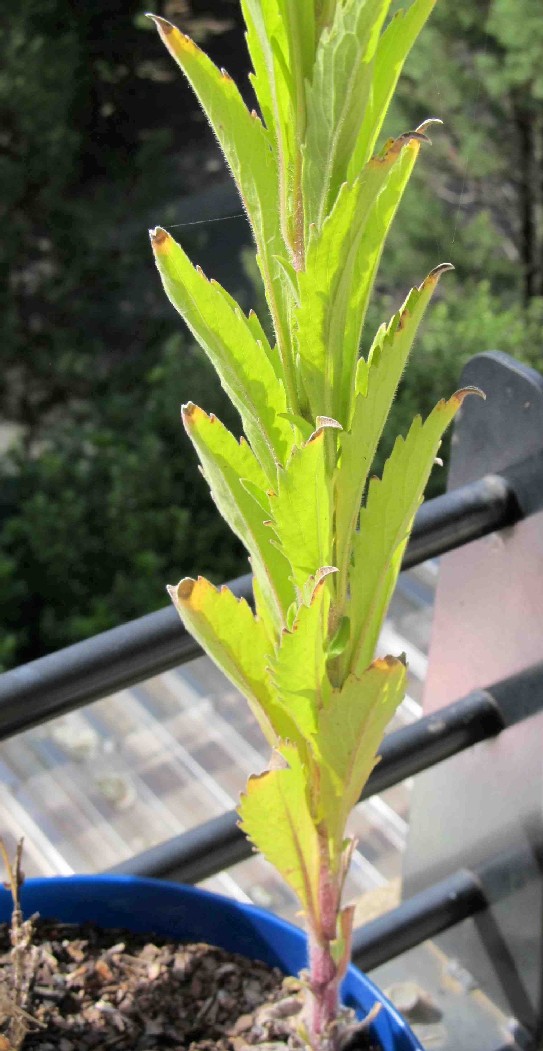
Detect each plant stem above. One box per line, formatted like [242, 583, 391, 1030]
[262, 264, 299, 416]
[305, 834, 342, 1048]
[307, 930, 341, 1046]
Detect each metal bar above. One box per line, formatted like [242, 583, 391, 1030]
[108, 685, 513, 882]
[486, 661, 543, 728]
[0, 577, 253, 741]
[109, 810, 242, 884]
[403, 473, 518, 570]
[351, 868, 487, 972]
[0, 474, 521, 740]
[365, 688, 504, 797]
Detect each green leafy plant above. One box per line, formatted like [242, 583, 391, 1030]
[148, 3, 482, 1046]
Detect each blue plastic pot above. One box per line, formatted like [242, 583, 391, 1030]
[0, 876, 422, 1050]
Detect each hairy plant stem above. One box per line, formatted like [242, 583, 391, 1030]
[262, 266, 299, 416]
[305, 834, 343, 1048]
[307, 929, 341, 1047]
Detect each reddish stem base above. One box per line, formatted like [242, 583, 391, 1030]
[305, 933, 340, 1049]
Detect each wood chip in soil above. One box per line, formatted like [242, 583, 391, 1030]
[0, 919, 379, 1050]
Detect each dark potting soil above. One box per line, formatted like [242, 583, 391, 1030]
[0, 919, 378, 1051]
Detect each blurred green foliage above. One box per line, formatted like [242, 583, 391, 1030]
[0, 0, 542, 669]
[0, 338, 245, 667]
[373, 0, 543, 491]
[385, 0, 543, 300]
[0, 0, 249, 669]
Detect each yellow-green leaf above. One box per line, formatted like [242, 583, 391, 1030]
[149, 17, 277, 239]
[338, 133, 427, 423]
[269, 576, 332, 748]
[347, 0, 438, 175]
[295, 132, 426, 424]
[238, 743, 320, 920]
[240, 0, 275, 133]
[268, 430, 332, 593]
[318, 657, 407, 831]
[303, 0, 392, 232]
[334, 264, 454, 614]
[149, 16, 293, 389]
[151, 228, 292, 478]
[182, 403, 294, 628]
[241, 0, 315, 262]
[169, 576, 296, 745]
[347, 389, 483, 677]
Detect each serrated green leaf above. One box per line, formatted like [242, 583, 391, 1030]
[348, 0, 438, 175]
[240, 0, 276, 135]
[338, 135, 427, 423]
[277, 411, 314, 443]
[252, 575, 277, 652]
[296, 133, 425, 424]
[241, 0, 315, 266]
[150, 16, 294, 396]
[334, 264, 453, 614]
[269, 577, 332, 749]
[241, 0, 297, 139]
[303, 0, 392, 232]
[169, 576, 284, 744]
[240, 477, 270, 513]
[245, 310, 281, 378]
[268, 430, 332, 593]
[238, 742, 320, 920]
[150, 18, 277, 239]
[348, 389, 482, 677]
[182, 403, 294, 628]
[318, 657, 406, 832]
[151, 228, 293, 478]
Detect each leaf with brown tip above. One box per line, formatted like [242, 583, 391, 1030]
[238, 743, 320, 922]
[334, 264, 455, 618]
[148, 14, 292, 376]
[151, 228, 293, 478]
[347, 388, 484, 678]
[169, 576, 297, 745]
[318, 657, 407, 834]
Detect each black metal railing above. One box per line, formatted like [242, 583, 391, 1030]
[107, 662, 543, 884]
[351, 868, 487, 971]
[352, 841, 534, 971]
[0, 468, 526, 740]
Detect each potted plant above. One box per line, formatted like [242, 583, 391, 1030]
[148, 0, 480, 1043]
[0, 1, 482, 1048]
[1, 870, 421, 1050]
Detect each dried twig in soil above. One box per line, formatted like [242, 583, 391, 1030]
[0, 838, 44, 1050]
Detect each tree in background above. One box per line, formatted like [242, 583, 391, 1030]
[0, 0, 250, 669]
[367, 0, 543, 491]
[0, 0, 248, 440]
[0, 337, 245, 669]
[385, 0, 543, 302]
